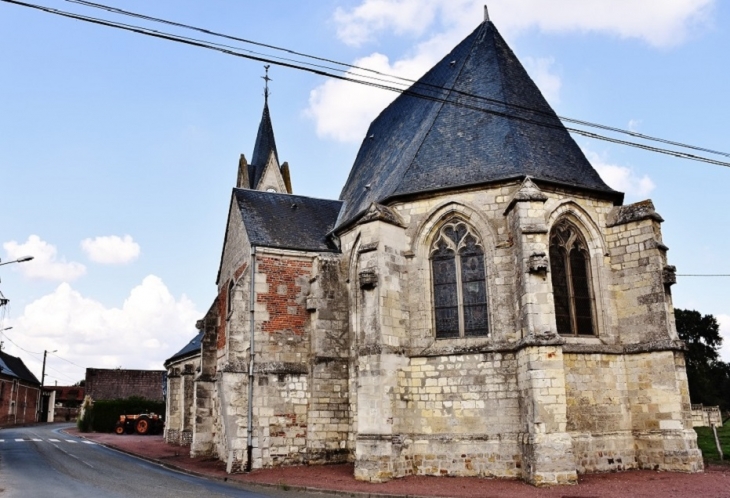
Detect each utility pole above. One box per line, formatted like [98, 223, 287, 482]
[41, 349, 57, 389]
[40, 349, 56, 423]
[41, 350, 48, 388]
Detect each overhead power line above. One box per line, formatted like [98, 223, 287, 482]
[3, 0, 730, 168]
[0, 328, 42, 355]
[50, 351, 85, 369]
[66, 0, 730, 161]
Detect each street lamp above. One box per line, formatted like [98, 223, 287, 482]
[0, 256, 34, 267]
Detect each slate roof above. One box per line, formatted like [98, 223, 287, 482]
[0, 351, 40, 384]
[248, 101, 279, 189]
[235, 189, 343, 252]
[337, 20, 621, 227]
[165, 330, 204, 366]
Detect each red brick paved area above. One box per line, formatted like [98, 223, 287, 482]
[67, 429, 730, 498]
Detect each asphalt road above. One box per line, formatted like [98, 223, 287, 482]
[0, 424, 320, 498]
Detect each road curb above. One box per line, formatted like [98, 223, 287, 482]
[63, 430, 446, 498]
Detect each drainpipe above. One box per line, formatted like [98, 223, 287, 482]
[246, 246, 257, 472]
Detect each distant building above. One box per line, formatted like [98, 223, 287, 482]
[169, 17, 702, 485]
[48, 385, 85, 422]
[85, 368, 164, 402]
[0, 350, 41, 426]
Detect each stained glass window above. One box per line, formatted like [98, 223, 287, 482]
[549, 220, 596, 336]
[431, 221, 488, 338]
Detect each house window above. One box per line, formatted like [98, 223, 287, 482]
[226, 280, 234, 317]
[549, 220, 595, 336]
[431, 220, 488, 338]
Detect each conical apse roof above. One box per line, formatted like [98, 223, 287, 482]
[337, 20, 620, 227]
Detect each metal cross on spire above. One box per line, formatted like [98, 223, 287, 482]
[262, 64, 272, 103]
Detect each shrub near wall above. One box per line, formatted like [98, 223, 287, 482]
[77, 396, 165, 433]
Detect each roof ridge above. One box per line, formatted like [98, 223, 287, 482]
[233, 187, 340, 204]
[393, 22, 485, 198]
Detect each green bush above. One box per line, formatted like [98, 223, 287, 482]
[77, 396, 165, 433]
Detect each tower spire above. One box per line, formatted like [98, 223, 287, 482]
[262, 64, 272, 104]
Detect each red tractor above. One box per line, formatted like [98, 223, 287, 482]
[114, 413, 164, 435]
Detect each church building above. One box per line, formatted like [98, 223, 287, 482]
[165, 17, 702, 485]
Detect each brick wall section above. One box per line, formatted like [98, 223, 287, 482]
[257, 257, 310, 336]
[253, 373, 309, 467]
[85, 368, 164, 401]
[0, 377, 40, 426]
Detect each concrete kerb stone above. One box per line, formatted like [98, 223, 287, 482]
[63, 429, 446, 498]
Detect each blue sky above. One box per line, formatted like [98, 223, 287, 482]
[1, 0, 728, 384]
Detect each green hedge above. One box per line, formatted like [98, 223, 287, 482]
[77, 396, 165, 433]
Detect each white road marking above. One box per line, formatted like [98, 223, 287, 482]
[0, 438, 97, 444]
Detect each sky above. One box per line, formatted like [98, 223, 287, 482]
[1, 0, 728, 385]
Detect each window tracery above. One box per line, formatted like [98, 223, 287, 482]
[549, 220, 595, 336]
[430, 220, 488, 338]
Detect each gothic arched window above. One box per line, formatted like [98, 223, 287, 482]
[549, 220, 595, 336]
[430, 220, 488, 338]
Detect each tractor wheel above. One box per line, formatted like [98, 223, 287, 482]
[114, 423, 125, 435]
[135, 416, 150, 435]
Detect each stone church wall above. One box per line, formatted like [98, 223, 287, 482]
[395, 353, 522, 478]
[335, 182, 700, 484]
[165, 356, 199, 446]
[564, 353, 636, 473]
[206, 246, 352, 470]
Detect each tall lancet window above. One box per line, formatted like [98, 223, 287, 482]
[549, 220, 595, 336]
[431, 220, 488, 338]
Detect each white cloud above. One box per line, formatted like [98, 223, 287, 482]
[3, 235, 86, 281]
[334, 0, 714, 48]
[307, 52, 419, 143]
[628, 119, 642, 132]
[717, 314, 730, 362]
[584, 150, 656, 199]
[2, 275, 200, 383]
[81, 235, 141, 265]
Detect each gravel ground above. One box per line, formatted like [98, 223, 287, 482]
[68, 428, 730, 498]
